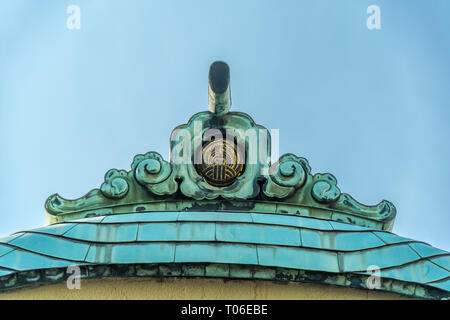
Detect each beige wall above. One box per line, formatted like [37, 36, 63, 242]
[0, 277, 414, 300]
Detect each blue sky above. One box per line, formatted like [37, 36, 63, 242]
[0, 0, 449, 251]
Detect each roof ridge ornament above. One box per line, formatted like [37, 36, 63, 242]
[208, 61, 231, 115]
[45, 61, 396, 231]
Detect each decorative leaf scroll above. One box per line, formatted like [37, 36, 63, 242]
[263, 154, 311, 198]
[101, 170, 129, 199]
[46, 152, 178, 215]
[311, 174, 340, 204]
[272, 154, 310, 188]
[45, 111, 396, 231]
[132, 152, 178, 196]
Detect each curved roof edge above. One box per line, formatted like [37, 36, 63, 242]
[0, 211, 448, 299]
[0, 263, 448, 299]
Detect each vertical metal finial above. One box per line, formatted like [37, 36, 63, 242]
[208, 61, 231, 115]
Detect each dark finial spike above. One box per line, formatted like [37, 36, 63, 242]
[208, 61, 231, 115]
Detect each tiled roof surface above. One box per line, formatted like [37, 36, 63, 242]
[0, 211, 448, 298]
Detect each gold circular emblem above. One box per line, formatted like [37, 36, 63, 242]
[196, 139, 245, 187]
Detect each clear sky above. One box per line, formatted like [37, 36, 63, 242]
[0, 0, 449, 251]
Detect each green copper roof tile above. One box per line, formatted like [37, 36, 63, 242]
[111, 212, 177, 223]
[64, 223, 139, 243]
[427, 279, 450, 292]
[250, 213, 333, 231]
[0, 269, 14, 277]
[379, 259, 448, 284]
[0, 233, 24, 243]
[300, 229, 385, 251]
[0, 249, 74, 271]
[409, 242, 448, 258]
[257, 246, 339, 273]
[297, 216, 334, 230]
[341, 243, 421, 272]
[175, 243, 258, 265]
[137, 222, 215, 242]
[68, 216, 106, 223]
[329, 221, 371, 231]
[0, 245, 13, 258]
[216, 223, 301, 246]
[250, 214, 301, 227]
[8, 233, 90, 261]
[429, 255, 450, 272]
[373, 231, 414, 244]
[29, 223, 77, 236]
[177, 212, 252, 222]
[85, 243, 175, 264]
[102, 212, 179, 223]
[137, 223, 177, 241]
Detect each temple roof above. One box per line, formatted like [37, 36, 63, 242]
[1, 62, 448, 299]
[0, 211, 449, 298]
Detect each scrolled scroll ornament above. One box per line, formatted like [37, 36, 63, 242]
[100, 169, 129, 199]
[263, 154, 311, 198]
[311, 173, 341, 204]
[132, 152, 177, 196]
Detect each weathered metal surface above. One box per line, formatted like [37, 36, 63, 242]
[0, 246, 13, 258]
[8, 233, 90, 261]
[0, 263, 446, 299]
[409, 242, 448, 258]
[208, 61, 231, 116]
[5, 62, 446, 299]
[44, 61, 396, 231]
[85, 243, 175, 264]
[0, 249, 76, 271]
[65, 223, 139, 242]
[0, 211, 449, 298]
[429, 279, 450, 292]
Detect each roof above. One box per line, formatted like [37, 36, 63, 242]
[0, 211, 449, 299]
[2, 62, 447, 299]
